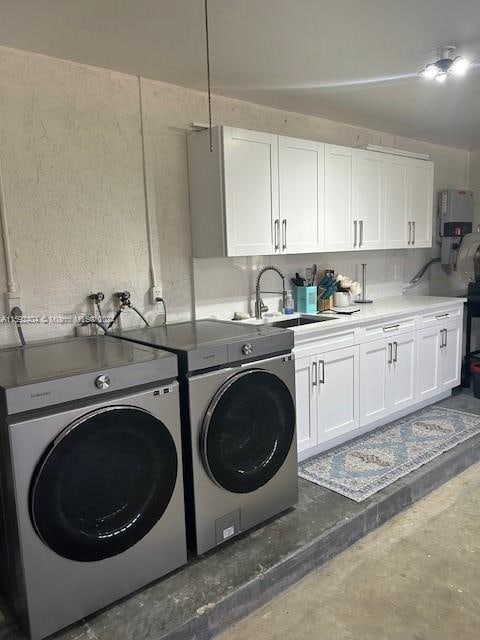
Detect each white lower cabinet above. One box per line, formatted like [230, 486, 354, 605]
[416, 326, 441, 401]
[417, 320, 461, 401]
[359, 331, 416, 427]
[390, 331, 417, 411]
[296, 308, 463, 459]
[359, 338, 390, 426]
[295, 346, 359, 453]
[318, 346, 360, 443]
[295, 355, 318, 453]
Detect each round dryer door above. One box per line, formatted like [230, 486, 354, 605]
[30, 406, 178, 562]
[202, 370, 295, 494]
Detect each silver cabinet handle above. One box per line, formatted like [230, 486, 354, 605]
[383, 324, 400, 332]
[412, 221, 416, 245]
[408, 221, 412, 245]
[353, 220, 358, 248]
[359, 220, 364, 248]
[393, 341, 398, 363]
[282, 219, 287, 251]
[319, 360, 325, 384]
[388, 342, 393, 364]
[312, 360, 318, 386]
[436, 313, 450, 319]
[440, 328, 447, 348]
[444, 328, 447, 348]
[274, 219, 280, 251]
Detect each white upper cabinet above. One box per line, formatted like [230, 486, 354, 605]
[408, 159, 434, 248]
[353, 150, 384, 250]
[188, 127, 434, 257]
[383, 156, 411, 249]
[278, 136, 324, 254]
[223, 127, 278, 256]
[188, 126, 278, 257]
[324, 145, 354, 252]
[384, 155, 434, 250]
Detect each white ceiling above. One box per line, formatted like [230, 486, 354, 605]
[0, 0, 479, 149]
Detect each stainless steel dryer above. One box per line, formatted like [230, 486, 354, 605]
[0, 336, 187, 640]
[112, 320, 298, 555]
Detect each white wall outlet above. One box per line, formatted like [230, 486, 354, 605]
[393, 264, 402, 281]
[150, 286, 163, 305]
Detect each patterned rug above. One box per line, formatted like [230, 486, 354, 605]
[298, 406, 480, 502]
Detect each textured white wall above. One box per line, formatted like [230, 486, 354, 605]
[0, 45, 472, 344]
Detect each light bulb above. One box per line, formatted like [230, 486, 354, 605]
[436, 72, 447, 83]
[421, 63, 439, 79]
[450, 56, 471, 76]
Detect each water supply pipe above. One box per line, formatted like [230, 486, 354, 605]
[138, 75, 159, 292]
[0, 156, 19, 298]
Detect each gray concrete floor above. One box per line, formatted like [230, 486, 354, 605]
[217, 460, 480, 640]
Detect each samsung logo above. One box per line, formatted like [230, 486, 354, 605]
[30, 391, 52, 399]
[202, 354, 216, 360]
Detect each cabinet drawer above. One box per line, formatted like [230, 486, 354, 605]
[294, 327, 357, 358]
[419, 306, 463, 327]
[359, 316, 416, 342]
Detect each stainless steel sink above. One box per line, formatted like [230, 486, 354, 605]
[271, 316, 338, 329]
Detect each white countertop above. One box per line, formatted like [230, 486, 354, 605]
[226, 295, 466, 337]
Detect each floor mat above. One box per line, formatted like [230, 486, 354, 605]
[298, 405, 480, 502]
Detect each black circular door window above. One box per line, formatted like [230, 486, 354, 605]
[30, 406, 178, 562]
[202, 370, 295, 494]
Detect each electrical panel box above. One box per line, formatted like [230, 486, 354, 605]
[438, 189, 475, 266]
[439, 189, 474, 237]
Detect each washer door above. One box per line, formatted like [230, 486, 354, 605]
[30, 406, 178, 562]
[202, 369, 295, 494]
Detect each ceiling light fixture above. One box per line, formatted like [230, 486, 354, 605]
[419, 46, 471, 82]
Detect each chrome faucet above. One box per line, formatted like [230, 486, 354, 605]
[255, 265, 287, 319]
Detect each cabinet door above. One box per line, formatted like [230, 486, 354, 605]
[359, 338, 389, 426]
[324, 145, 354, 251]
[440, 322, 462, 389]
[317, 346, 359, 442]
[416, 326, 442, 401]
[278, 136, 324, 254]
[353, 150, 384, 250]
[389, 332, 416, 411]
[223, 127, 278, 256]
[384, 156, 410, 249]
[295, 356, 318, 452]
[409, 159, 434, 248]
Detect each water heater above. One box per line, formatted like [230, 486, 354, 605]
[438, 189, 474, 265]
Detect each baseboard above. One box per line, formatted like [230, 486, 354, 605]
[298, 389, 452, 462]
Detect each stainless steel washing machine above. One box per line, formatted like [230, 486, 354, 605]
[0, 336, 187, 640]
[112, 320, 298, 555]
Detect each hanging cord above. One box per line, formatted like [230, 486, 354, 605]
[111, 291, 149, 329]
[204, 0, 213, 152]
[157, 297, 167, 325]
[137, 75, 158, 288]
[107, 307, 124, 330]
[131, 305, 150, 327]
[95, 301, 105, 327]
[10, 306, 25, 346]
